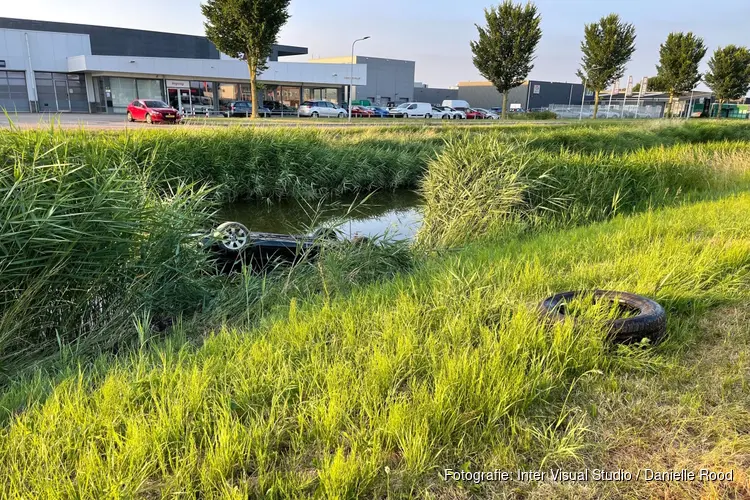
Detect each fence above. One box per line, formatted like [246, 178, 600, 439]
[548, 103, 664, 119]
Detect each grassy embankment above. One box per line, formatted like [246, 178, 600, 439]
[1, 121, 750, 497]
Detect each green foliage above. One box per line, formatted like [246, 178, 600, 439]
[577, 14, 637, 118]
[418, 134, 750, 248]
[2, 191, 750, 496]
[0, 130, 219, 369]
[470, 0, 542, 119]
[632, 74, 667, 94]
[202, 0, 291, 118]
[704, 45, 750, 106]
[656, 32, 706, 95]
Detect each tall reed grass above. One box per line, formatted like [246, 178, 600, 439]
[418, 137, 750, 247]
[0, 137, 219, 371]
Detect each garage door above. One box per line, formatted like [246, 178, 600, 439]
[0, 71, 30, 113]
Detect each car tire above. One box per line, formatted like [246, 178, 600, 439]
[146, 114, 153, 124]
[539, 290, 667, 343]
[126, 112, 134, 122]
[442, 114, 449, 119]
[338, 112, 345, 118]
[402, 114, 408, 119]
[312, 111, 319, 118]
[216, 222, 251, 253]
[425, 114, 431, 119]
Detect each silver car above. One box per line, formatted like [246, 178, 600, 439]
[298, 100, 347, 118]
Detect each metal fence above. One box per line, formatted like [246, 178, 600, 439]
[548, 103, 664, 119]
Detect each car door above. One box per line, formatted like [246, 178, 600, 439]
[407, 103, 417, 117]
[324, 102, 335, 117]
[132, 101, 144, 120]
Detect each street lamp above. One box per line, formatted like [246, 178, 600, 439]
[348, 36, 370, 122]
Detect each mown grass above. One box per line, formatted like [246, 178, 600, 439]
[1, 193, 749, 497]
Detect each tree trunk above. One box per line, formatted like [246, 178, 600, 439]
[502, 91, 508, 120]
[247, 60, 258, 120]
[593, 90, 600, 119]
[667, 91, 674, 118]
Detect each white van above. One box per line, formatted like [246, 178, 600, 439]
[389, 102, 434, 118]
[442, 99, 470, 110]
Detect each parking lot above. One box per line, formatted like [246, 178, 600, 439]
[0, 112, 569, 130]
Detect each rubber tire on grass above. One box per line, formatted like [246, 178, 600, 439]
[539, 290, 666, 343]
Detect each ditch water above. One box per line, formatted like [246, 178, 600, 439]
[218, 189, 424, 241]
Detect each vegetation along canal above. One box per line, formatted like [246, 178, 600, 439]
[218, 189, 424, 240]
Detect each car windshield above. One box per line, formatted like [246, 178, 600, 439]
[144, 100, 169, 108]
[301, 101, 314, 106]
[396, 103, 410, 109]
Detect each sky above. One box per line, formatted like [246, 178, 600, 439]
[3, 0, 748, 90]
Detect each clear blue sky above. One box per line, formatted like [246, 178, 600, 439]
[4, 0, 748, 90]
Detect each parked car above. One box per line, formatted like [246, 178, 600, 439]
[224, 101, 271, 118]
[350, 105, 374, 118]
[263, 100, 297, 115]
[442, 99, 471, 110]
[298, 100, 347, 118]
[126, 99, 181, 124]
[365, 106, 390, 117]
[430, 107, 452, 119]
[388, 102, 434, 118]
[474, 107, 500, 119]
[465, 108, 487, 119]
[437, 106, 466, 119]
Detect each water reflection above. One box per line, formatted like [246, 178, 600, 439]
[218, 190, 423, 241]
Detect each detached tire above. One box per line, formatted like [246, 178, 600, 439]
[539, 290, 666, 343]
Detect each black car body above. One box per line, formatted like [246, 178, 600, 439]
[225, 101, 271, 117]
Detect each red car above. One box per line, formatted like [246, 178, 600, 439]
[126, 99, 181, 124]
[465, 108, 487, 120]
[350, 105, 374, 118]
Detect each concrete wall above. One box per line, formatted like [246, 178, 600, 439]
[458, 80, 586, 110]
[0, 28, 93, 108]
[527, 80, 585, 110]
[68, 55, 367, 87]
[312, 56, 415, 106]
[413, 87, 458, 105]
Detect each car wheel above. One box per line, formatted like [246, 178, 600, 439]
[312, 111, 319, 118]
[338, 112, 345, 118]
[146, 114, 153, 124]
[442, 114, 449, 120]
[216, 222, 251, 253]
[425, 113, 431, 119]
[126, 112, 134, 122]
[402, 114, 408, 119]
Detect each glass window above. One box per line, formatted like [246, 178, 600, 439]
[136, 79, 164, 101]
[34, 72, 52, 80]
[109, 77, 138, 112]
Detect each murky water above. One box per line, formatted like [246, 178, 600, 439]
[218, 190, 424, 241]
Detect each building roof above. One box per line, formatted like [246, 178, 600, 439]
[0, 17, 307, 59]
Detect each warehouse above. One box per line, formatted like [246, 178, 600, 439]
[0, 17, 366, 113]
[310, 55, 415, 107]
[457, 80, 587, 111]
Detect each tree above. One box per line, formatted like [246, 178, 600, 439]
[656, 32, 706, 117]
[202, 0, 291, 119]
[470, 0, 542, 119]
[704, 45, 750, 118]
[632, 75, 667, 94]
[576, 14, 636, 119]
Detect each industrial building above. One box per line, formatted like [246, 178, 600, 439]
[0, 17, 366, 113]
[413, 82, 459, 105]
[310, 55, 415, 107]
[457, 80, 588, 111]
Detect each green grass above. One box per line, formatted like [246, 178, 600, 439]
[418, 136, 750, 247]
[1, 193, 749, 497]
[3, 120, 750, 497]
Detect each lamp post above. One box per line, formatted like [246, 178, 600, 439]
[348, 36, 370, 122]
